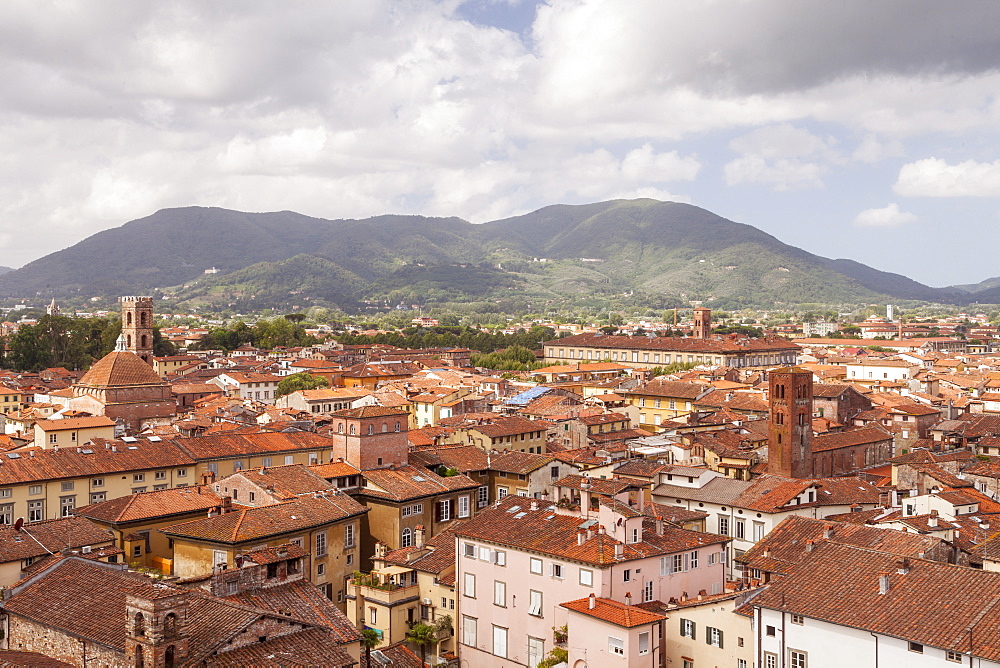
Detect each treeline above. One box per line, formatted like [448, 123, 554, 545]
[2, 315, 176, 372]
[470, 345, 547, 371]
[191, 317, 317, 352]
[335, 325, 557, 354]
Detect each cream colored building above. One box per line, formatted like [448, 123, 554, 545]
[33, 416, 116, 448]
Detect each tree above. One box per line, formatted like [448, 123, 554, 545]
[284, 313, 306, 324]
[360, 628, 381, 667]
[275, 372, 329, 398]
[405, 622, 437, 666]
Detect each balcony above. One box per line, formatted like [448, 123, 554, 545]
[350, 568, 419, 606]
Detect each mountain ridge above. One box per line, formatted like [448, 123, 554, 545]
[0, 200, 976, 309]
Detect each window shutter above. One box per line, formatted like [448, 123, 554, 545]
[718, 629, 724, 648]
[706, 627, 711, 645]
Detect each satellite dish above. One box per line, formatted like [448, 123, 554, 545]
[13, 517, 24, 532]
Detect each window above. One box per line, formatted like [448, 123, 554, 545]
[284, 455, 294, 465]
[29, 485, 42, 496]
[462, 615, 477, 646]
[28, 500, 44, 522]
[719, 516, 729, 536]
[529, 590, 542, 616]
[690, 550, 699, 569]
[368, 607, 377, 625]
[131, 487, 147, 494]
[49, 433, 57, 444]
[463, 573, 476, 598]
[908, 642, 923, 654]
[790, 613, 804, 625]
[706, 626, 723, 647]
[609, 636, 625, 656]
[494, 550, 506, 566]
[493, 580, 506, 607]
[154, 470, 166, 480]
[207, 462, 218, 474]
[765, 625, 776, 637]
[643, 580, 654, 602]
[437, 499, 452, 522]
[550, 563, 563, 578]
[176, 469, 187, 478]
[739, 661, 747, 668]
[629, 527, 639, 543]
[479, 547, 491, 561]
[735, 519, 745, 539]
[764, 652, 778, 668]
[344, 524, 355, 548]
[401, 527, 412, 547]
[638, 631, 650, 656]
[61, 481, 74, 492]
[315, 531, 327, 557]
[623, 569, 631, 582]
[790, 650, 807, 668]
[317, 563, 325, 576]
[579, 568, 593, 586]
[947, 650, 963, 662]
[497, 487, 508, 499]
[133, 473, 145, 483]
[530, 558, 543, 575]
[492, 625, 508, 658]
[680, 618, 696, 639]
[753, 521, 766, 542]
[528, 637, 545, 668]
[60, 496, 75, 517]
[88, 491, 106, 504]
[0, 504, 12, 525]
[477, 485, 489, 507]
[458, 495, 470, 518]
[463, 543, 476, 558]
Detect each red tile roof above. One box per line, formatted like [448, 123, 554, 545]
[77, 351, 165, 387]
[561, 595, 663, 627]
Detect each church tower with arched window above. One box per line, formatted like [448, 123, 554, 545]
[125, 590, 190, 668]
[121, 296, 154, 365]
[768, 366, 814, 478]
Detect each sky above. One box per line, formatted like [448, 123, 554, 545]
[3, 0, 1000, 287]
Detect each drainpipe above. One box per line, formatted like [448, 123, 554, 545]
[868, 631, 879, 668]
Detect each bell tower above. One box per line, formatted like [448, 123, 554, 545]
[692, 307, 712, 339]
[121, 296, 154, 365]
[768, 367, 813, 478]
[125, 590, 190, 668]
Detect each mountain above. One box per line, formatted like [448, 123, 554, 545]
[0, 200, 975, 309]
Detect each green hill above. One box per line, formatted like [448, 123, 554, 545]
[0, 199, 973, 309]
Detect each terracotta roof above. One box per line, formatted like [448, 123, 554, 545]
[33, 416, 117, 431]
[490, 449, 553, 474]
[381, 523, 461, 576]
[653, 474, 880, 513]
[161, 494, 367, 544]
[408, 445, 490, 473]
[223, 577, 360, 644]
[77, 351, 164, 387]
[223, 464, 335, 499]
[333, 405, 409, 419]
[454, 496, 727, 567]
[554, 474, 640, 496]
[0, 650, 75, 667]
[739, 515, 950, 575]
[813, 425, 893, 453]
[0, 439, 195, 486]
[310, 460, 362, 478]
[562, 595, 663, 627]
[751, 542, 1000, 661]
[614, 459, 674, 479]
[627, 379, 710, 399]
[361, 465, 479, 502]
[0, 516, 113, 563]
[174, 431, 331, 460]
[75, 485, 223, 524]
[547, 332, 800, 354]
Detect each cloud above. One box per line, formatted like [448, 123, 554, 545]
[724, 124, 837, 190]
[894, 158, 1000, 197]
[852, 134, 904, 163]
[853, 203, 917, 227]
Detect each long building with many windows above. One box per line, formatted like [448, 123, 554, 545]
[542, 333, 800, 369]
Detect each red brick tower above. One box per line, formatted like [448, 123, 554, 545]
[768, 367, 813, 478]
[121, 296, 154, 365]
[331, 406, 410, 470]
[692, 307, 712, 339]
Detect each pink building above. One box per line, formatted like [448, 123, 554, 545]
[453, 495, 727, 666]
[562, 594, 665, 667]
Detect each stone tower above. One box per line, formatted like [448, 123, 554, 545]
[768, 367, 813, 478]
[692, 307, 712, 339]
[121, 296, 154, 364]
[125, 589, 190, 668]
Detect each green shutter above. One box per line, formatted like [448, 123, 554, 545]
[718, 629, 724, 648]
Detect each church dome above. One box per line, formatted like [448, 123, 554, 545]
[77, 350, 164, 387]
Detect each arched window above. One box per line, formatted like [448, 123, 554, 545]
[337, 423, 344, 434]
[349, 424, 355, 435]
[141, 334, 148, 348]
[395, 422, 400, 432]
[127, 312, 133, 326]
[135, 646, 145, 668]
[134, 612, 146, 637]
[164, 646, 175, 668]
[141, 312, 148, 326]
[367, 424, 374, 435]
[164, 612, 177, 637]
[382, 423, 388, 433]
[401, 527, 412, 547]
[126, 334, 132, 348]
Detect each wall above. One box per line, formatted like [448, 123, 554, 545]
[6, 615, 123, 668]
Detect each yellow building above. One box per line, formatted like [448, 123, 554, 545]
[623, 379, 712, 431]
[161, 493, 367, 607]
[33, 416, 117, 448]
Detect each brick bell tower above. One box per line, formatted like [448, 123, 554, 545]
[692, 307, 712, 339]
[121, 296, 154, 365]
[768, 367, 813, 478]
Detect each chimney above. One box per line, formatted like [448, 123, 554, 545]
[625, 592, 632, 606]
[221, 496, 233, 512]
[928, 510, 939, 528]
[587, 526, 595, 540]
[805, 539, 815, 552]
[588, 592, 596, 609]
[897, 558, 910, 575]
[823, 524, 834, 539]
[414, 525, 425, 548]
[878, 571, 890, 595]
[614, 542, 623, 559]
[530, 500, 538, 511]
[763, 549, 771, 558]
[655, 516, 664, 536]
[578, 529, 586, 546]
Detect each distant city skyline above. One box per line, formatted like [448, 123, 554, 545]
[4, 1, 1000, 287]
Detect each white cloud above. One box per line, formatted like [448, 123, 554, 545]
[724, 124, 837, 190]
[853, 203, 917, 227]
[894, 158, 1000, 197]
[852, 133, 904, 163]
